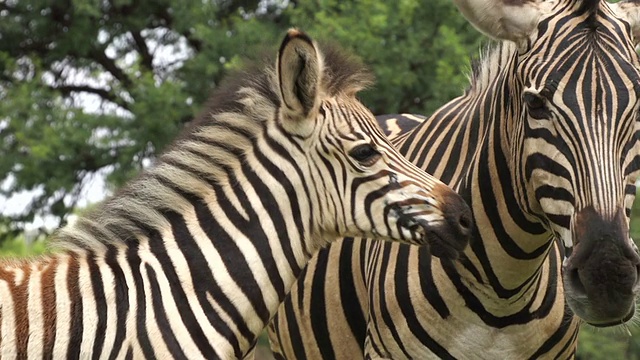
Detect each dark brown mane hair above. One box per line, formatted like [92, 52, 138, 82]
[192, 41, 374, 129]
[580, 0, 602, 28]
[49, 39, 376, 252]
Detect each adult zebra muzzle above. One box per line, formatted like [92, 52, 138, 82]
[563, 206, 640, 326]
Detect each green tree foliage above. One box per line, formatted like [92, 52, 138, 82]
[1, 1, 639, 357]
[0, 0, 481, 238]
[287, 0, 481, 114]
[577, 325, 640, 360]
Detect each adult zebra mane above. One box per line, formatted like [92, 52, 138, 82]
[467, 41, 517, 94]
[467, 0, 611, 94]
[48, 42, 373, 253]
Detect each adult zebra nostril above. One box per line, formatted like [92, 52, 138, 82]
[569, 268, 587, 297]
[459, 213, 472, 233]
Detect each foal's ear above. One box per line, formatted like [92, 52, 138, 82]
[277, 29, 322, 123]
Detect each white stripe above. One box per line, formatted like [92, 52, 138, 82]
[0, 271, 17, 358]
[141, 231, 204, 357]
[52, 254, 71, 358]
[26, 261, 45, 358]
[138, 238, 167, 359]
[78, 254, 99, 357]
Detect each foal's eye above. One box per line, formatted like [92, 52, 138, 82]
[349, 143, 381, 166]
[524, 93, 545, 109]
[524, 91, 549, 118]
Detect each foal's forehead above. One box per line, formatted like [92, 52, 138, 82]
[319, 98, 380, 137]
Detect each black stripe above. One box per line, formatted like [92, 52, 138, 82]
[352, 171, 401, 238]
[151, 167, 266, 349]
[105, 247, 130, 360]
[417, 246, 450, 319]
[239, 155, 297, 295]
[258, 132, 310, 273]
[66, 255, 83, 359]
[338, 239, 367, 353]
[398, 248, 456, 359]
[88, 251, 108, 360]
[528, 303, 576, 359]
[310, 248, 338, 360]
[144, 263, 189, 359]
[215, 171, 283, 321]
[161, 211, 234, 357]
[282, 289, 308, 360]
[127, 244, 155, 359]
[369, 244, 396, 358]
[168, 186, 261, 353]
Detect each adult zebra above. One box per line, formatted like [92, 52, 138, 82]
[268, 1, 640, 359]
[0, 30, 473, 359]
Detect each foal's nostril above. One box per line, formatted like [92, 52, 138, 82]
[433, 183, 473, 240]
[450, 201, 473, 240]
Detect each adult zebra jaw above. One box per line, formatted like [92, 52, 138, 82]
[451, 0, 546, 43]
[561, 206, 640, 326]
[611, 0, 640, 47]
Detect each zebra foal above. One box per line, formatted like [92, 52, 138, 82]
[0, 30, 472, 359]
[268, 1, 640, 359]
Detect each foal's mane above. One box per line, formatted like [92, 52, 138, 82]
[49, 41, 373, 252]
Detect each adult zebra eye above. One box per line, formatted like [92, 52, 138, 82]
[524, 92, 548, 118]
[349, 143, 381, 166]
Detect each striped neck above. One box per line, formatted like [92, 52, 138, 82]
[404, 42, 559, 310]
[43, 112, 322, 357]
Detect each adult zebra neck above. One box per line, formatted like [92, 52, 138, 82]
[442, 45, 555, 305]
[394, 42, 559, 312]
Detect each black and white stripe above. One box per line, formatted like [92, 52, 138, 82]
[268, 1, 640, 359]
[0, 29, 473, 359]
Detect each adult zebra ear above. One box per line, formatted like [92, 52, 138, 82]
[277, 29, 322, 128]
[611, 0, 640, 46]
[452, 0, 544, 42]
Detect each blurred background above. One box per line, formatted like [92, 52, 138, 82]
[0, 0, 636, 358]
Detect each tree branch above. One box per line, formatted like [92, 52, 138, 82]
[52, 84, 132, 111]
[153, 7, 203, 53]
[131, 31, 154, 71]
[88, 48, 133, 87]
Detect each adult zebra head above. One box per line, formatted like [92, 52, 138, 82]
[454, 0, 640, 326]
